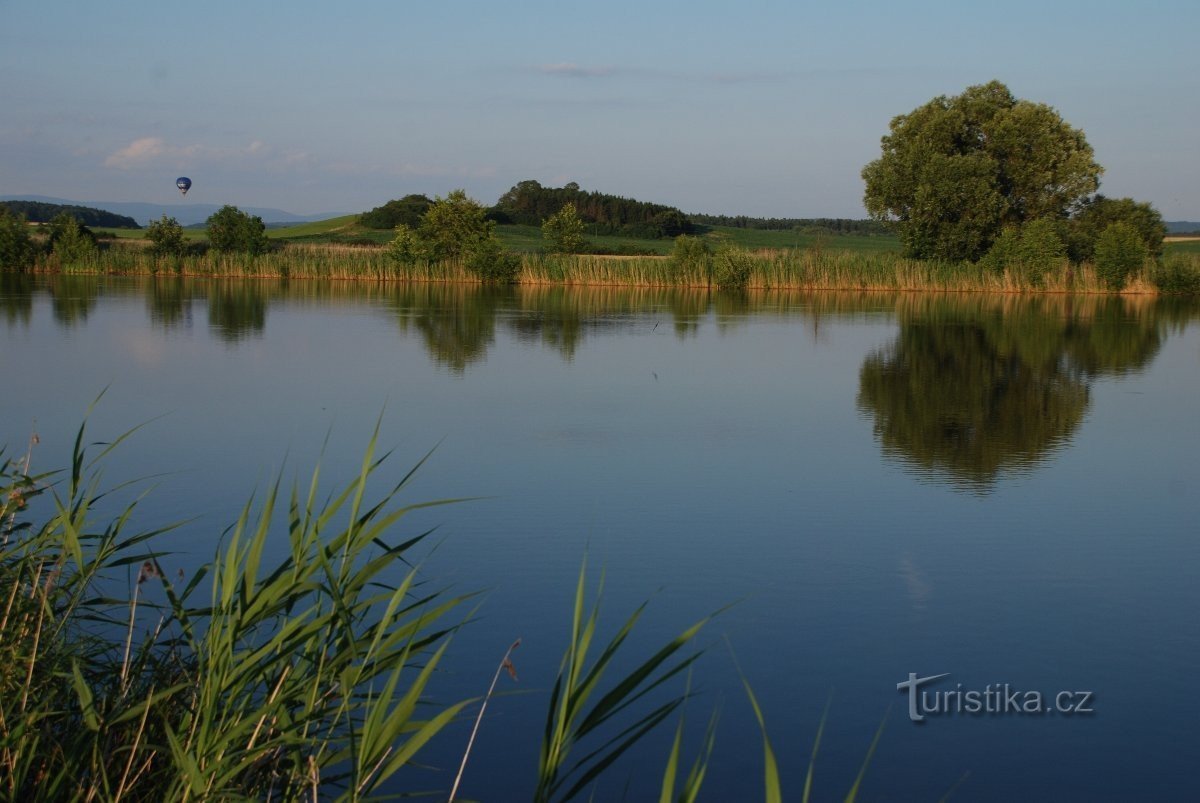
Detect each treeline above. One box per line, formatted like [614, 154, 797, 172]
[489, 180, 694, 238]
[0, 200, 140, 229]
[687, 214, 889, 235]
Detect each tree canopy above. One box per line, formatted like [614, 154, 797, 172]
[359, 195, 434, 230]
[206, 205, 270, 255]
[492, 180, 693, 239]
[862, 81, 1102, 261]
[0, 200, 139, 229]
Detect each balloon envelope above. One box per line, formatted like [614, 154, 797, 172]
[176, 177, 192, 195]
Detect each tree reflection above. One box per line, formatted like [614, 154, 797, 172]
[207, 282, 267, 342]
[147, 277, 194, 329]
[857, 296, 1164, 491]
[390, 284, 510, 373]
[0, 272, 34, 327]
[47, 276, 101, 327]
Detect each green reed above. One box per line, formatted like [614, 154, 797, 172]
[20, 239, 1200, 295]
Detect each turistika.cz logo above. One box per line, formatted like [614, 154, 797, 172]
[897, 673, 1094, 722]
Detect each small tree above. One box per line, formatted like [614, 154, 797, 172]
[386, 224, 429, 265]
[146, 215, 188, 257]
[48, 212, 98, 265]
[465, 236, 520, 283]
[418, 190, 494, 261]
[670, 234, 711, 283]
[0, 209, 37, 271]
[979, 218, 1066, 284]
[207, 205, 270, 255]
[542, 202, 586, 254]
[1094, 222, 1148, 290]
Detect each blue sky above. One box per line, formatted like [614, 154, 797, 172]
[2, 0, 1197, 218]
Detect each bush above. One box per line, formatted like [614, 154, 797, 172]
[979, 219, 1066, 285]
[47, 213, 98, 265]
[712, 246, 755, 290]
[0, 209, 37, 271]
[145, 215, 188, 258]
[1094, 222, 1148, 289]
[386, 224, 429, 265]
[1152, 254, 1200, 294]
[206, 205, 271, 255]
[465, 236, 520, 282]
[670, 234, 711, 281]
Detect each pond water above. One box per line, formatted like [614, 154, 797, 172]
[2, 274, 1198, 801]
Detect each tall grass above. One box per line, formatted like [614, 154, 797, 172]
[21, 239, 1200, 294]
[0, 417, 474, 800]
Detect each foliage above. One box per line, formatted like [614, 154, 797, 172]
[145, 215, 189, 258]
[493, 180, 694, 239]
[862, 80, 1101, 261]
[712, 246, 755, 290]
[687, 214, 888, 235]
[0, 209, 37, 271]
[419, 190, 496, 261]
[978, 218, 1066, 283]
[0, 200, 140, 229]
[542, 203, 587, 254]
[386, 224, 429, 265]
[1093, 222, 1148, 289]
[1067, 195, 1166, 261]
[0, 418, 472, 801]
[857, 296, 1163, 489]
[206, 205, 271, 255]
[47, 212, 98, 264]
[670, 235, 712, 281]
[360, 195, 434, 230]
[1151, 253, 1200, 294]
[534, 560, 712, 802]
[464, 236, 520, 283]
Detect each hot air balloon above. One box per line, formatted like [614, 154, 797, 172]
[176, 177, 192, 196]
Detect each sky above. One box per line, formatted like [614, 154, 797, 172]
[2, 0, 1197, 219]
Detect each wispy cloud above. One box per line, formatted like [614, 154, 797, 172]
[104, 137, 269, 169]
[536, 63, 615, 78]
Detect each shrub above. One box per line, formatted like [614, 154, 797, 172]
[387, 224, 429, 265]
[1152, 253, 1200, 294]
[1093, 222, 1148, 289]
[0, 209, 36, 270]
[670, 234, 711, 281]
[712, 246, 755, 290]
[145, 215, 188, 258]
[47, 213, 98, 265]
[979, 219, 1066, 284]
[465, 236, 520, 282]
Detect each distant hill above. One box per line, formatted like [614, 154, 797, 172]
[1166, 221, 1200, 235]
[1, 200, 140, 228]
[0, 195, 338, 228]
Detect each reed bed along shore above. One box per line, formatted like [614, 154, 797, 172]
[19, 239, 1200, 295]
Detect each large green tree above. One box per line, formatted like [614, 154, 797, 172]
[862, 81, 1102, 261]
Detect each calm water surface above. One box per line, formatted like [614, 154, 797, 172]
[3, 275, 1198, 801]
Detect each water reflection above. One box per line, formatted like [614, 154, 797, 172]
[48, 275, 101, 327]
[390, 283, 509, 372]
[207, 282, 268, 342]
[0, 273, 34, 327]
[856, 295, 1167, 491]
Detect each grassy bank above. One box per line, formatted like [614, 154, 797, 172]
[21, 238, 1200, 295]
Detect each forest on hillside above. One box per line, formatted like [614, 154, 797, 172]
[0, 200, 140, 229]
